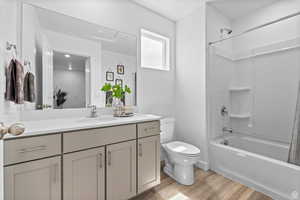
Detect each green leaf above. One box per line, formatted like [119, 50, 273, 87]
[101, 83, 132, 100]
[125, 85, 131, 94]
[101, 83, 112, 92]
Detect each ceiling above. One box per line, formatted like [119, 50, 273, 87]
[131, 0, 203, 21]
[132, 0, 282, 21]
[209, 0, 281, 20]
[53, 51, 87, 72]
[35, 6, 137, 56]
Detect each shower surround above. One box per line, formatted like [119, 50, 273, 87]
[207, 2, 300, 199]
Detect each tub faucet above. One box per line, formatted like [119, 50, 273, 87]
[88, 105, 98, 118]
[222, 127, 233, 133]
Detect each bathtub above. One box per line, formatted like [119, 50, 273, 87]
[210, 134, 300, 200]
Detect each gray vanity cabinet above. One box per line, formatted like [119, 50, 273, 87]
[4, 156, 61, 200]
[3, 120, 161, 200]
[137, 135, 161, 194]
[63, 147, 105, 200]
[106, 140, 137, 200]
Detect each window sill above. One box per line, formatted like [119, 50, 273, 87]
[141, 66, 170, 71]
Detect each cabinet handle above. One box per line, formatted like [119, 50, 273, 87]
[108, 151, 112, 166]
[98, 153, 103, 169]
[18, 145, 47, 154]
[52, 163, 59, 183]
[144, 126, 156, 132]
[148, 126, 156, 131]
[139, 144, 143, 157]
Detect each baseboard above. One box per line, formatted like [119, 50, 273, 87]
[195, 160, 209, 171]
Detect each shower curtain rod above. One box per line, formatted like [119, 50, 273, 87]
[208, 11, 300, 46]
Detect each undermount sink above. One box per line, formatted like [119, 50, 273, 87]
[76, 116, 117, 123]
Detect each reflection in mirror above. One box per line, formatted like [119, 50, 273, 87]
[52, 52, 90, 109]
[21, 3, 137, 110]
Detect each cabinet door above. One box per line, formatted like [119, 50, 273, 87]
[4, 156, 61, 200]
[138, 135, 160, 193]
[106, 140, 136, 200]
[63, 147, 105, 200]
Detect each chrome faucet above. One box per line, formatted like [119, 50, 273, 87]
[88, 105, 98, 118]
[222, 127, 233, 133]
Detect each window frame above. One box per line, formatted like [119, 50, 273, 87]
[140, 29, 170, 71]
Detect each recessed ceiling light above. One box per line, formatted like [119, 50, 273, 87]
[65, 54, 71, 58]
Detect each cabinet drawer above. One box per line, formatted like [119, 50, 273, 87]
[64, 124, 136, 153]
[137, 121, 160, 138]
[4, 134, 61, 165]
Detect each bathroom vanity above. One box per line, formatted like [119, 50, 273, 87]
[3, 115, 161, 200]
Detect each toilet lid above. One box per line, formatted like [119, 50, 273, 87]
[165, 141, 200, 156]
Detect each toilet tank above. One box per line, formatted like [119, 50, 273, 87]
[160, 118, 175, 144]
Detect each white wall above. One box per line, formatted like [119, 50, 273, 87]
[101, 50, 136, 106]
[53, 68, 86, 109]
[0, 0, 20, 123]
[175, 1, 209, 170]
[0, 2, 19, 200]
[206, 4, 233, 139]
[22, 0, 176, 117]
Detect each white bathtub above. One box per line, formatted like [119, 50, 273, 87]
[210, 134, 300, 200]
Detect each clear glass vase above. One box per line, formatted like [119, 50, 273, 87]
[113, 98, 124, 117]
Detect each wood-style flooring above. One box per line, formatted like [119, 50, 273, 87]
[132, 169, 272, 200]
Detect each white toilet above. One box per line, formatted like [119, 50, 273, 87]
[160, 118, 201, 185]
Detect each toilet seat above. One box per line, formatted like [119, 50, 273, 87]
[165, 141, 200, 157]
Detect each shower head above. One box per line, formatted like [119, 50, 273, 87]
[220, 28, 233, 35]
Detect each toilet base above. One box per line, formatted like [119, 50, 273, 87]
[163, 163, 195, 185]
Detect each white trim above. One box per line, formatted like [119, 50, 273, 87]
[229, 114, 251, 119]
[140, 28, 170, 71]
[195, 160, 209, 171]
[229, 87, 251, 92]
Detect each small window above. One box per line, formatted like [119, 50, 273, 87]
[141, 29, 170, 71]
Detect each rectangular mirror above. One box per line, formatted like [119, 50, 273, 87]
[21, 3, 137, 110]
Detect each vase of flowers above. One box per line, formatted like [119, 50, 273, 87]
[101, 83, 131, 117]
[54, 89, 67, 109]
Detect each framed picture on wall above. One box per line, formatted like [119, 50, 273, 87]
[106, 71, 114, 81]
[115, 79, 123, 88]
[117, 65, 124, 75]
[105, 91, 113, 107]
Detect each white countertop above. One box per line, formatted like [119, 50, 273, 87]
[4, 114, 161, 139]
